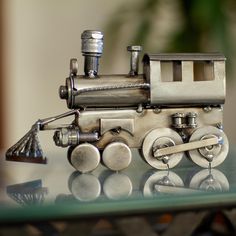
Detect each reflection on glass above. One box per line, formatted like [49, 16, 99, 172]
[68, 172, 101, 202]
[6, 180, 47, 206]
[65, 171, 133, 202]
[189, 169, 229, 192]
[144, 168, 229, 196]
[55, 166, 230, 204]
[142, 171, 184, 197]
[103, 173, 133, 200]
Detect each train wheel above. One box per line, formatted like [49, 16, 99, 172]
[187, 126, 229, 168]
[142, 128, 184, 170]
[69, 143, 100, 173]
[102, 142, 132, 171]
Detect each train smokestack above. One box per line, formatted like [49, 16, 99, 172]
[81, 30, 103, 78]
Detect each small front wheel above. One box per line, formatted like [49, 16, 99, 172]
[102, 142, 132, 171]
[68, 143, 101, 173]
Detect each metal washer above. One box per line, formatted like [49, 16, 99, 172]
[70, 143, 100, 173]
[142, 128, 184, 170]
[102, 142, 132, 171]
[188, 126, 229, 168]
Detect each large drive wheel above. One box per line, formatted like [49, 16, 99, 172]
[187, 126, 229, 168]
[142, 128, 184, 170]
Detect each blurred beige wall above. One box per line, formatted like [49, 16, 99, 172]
[0, 0, 5, 148]
[3, 0, 236, 151]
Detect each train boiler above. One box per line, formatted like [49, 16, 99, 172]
[6, 30, 229, 173]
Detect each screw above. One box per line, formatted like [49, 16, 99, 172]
[203, 106, 212, 113]
[154, 108, 161, 114]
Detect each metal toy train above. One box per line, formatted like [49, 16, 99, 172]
[6, 30, 229, 173]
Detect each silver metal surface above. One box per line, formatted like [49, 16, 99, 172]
[81, 30, 103, 54]
[53, 128, 99, 147]
[54, 128, 79, 147]
[78, 107, 223, 150]
[127, 45, 142, 76]
[188, 126, 229, 168]
[143, 171, 184, 197]
[70, 143, 100, 173]
[186, 112, 197, 128]
[6, 30, 229, 170]
[143, 54, 226, 105]
[39, 109, 78, 126]
[100, 118, 135, 136]
[142, 128, 184, 169]
[61, 52, 226, 108]
[154, 136, 219, 158]
[198, 135, 221, 161]
[172, 112, 197, 129]
[72, 82, 150, 96]
[172, 113, 185, 129]
[189, 169, 229, 192]
[81, 30, 103, 77]
[143, 53, 226, 61]
[153, 137, 176, 164]
[102, 142, 132, 171]
[70, 58, 78, 76]
[103, 173, 132, 200]
[63, 75, 149, 109]
[70, 174, 101, 201]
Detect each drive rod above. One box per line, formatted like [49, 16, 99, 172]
[154, 137, 219, 158]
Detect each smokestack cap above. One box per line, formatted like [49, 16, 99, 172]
[81, 30, 103, 55]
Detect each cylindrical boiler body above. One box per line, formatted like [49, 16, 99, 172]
[62, 75, 149, 109]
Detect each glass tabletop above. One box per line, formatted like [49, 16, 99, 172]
[0, 146, 236, 223]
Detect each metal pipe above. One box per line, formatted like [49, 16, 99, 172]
[127, 46, 142, 76]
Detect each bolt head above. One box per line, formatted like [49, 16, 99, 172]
[81, 30, 103, 55]
[172, 112, 185, 118]
[203, 106, 212, 112]
[127, 45, 142, 52]
[59, 86, 68, 99]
